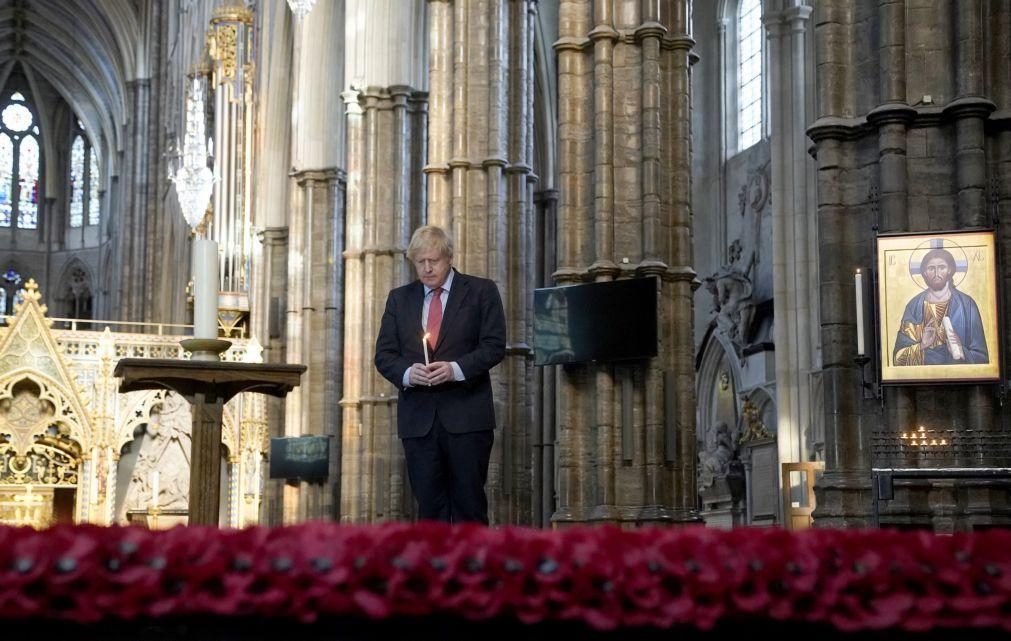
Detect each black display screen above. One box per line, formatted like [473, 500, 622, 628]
[533, 277, 658, 366]
[269, 436, 330, 480]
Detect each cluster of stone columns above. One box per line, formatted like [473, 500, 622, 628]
[116, 1, 162, 323]
[281, 0, 347, 523]
[341, 84, 428, 522]
[552, 0, 697, 526]
[810, 0, 1010, 528]
[222, 0, 702, 527]
[764, 2, 819, 506]
[422, 0, 539, 524]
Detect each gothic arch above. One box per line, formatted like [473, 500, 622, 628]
[113, 391, 156, 454]
[696, 328, 744, 449]
[0, 372, 92, 455]
[55, 259, 95, 321]
[111, 390, 239, 461]
[0, 0, 142, 178]
[740, 386, 776, 436]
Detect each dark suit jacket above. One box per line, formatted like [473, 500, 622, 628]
[374, 270, 507, 438]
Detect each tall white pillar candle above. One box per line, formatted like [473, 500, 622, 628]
[855, 269, 865, 356]
[192, 238, 220, 339]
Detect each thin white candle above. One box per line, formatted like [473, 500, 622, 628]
[423, 332, 431, 366]
[855, 269, 865, 356]
[151, 470, 160, 509]
[192, 238, 219, 339]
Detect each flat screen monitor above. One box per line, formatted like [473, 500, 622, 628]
[533, 277, 658, 366]
[269, 435, 330, 480]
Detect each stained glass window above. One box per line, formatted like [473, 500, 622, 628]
[0, 133, 11, 227]
[1, 103, 32, 132]
[70, 136, 85, 228]
[69, 121, 101, 228]
[17, 135, 38, 229]
[1, 268, 23, 313]
[88, 147, 100, 225]
[0, 92, 42, 229]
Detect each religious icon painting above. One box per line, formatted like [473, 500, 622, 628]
[877, 230, 1000, 384]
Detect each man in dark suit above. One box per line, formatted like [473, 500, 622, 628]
[374, 225, 506, 524]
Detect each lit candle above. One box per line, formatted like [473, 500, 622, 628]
[854, 269, 865, 356]
[151, 470, 160, 509]
[192, 238, 219, 339]
[423, 332, 431, 366]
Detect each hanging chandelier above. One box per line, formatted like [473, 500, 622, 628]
[286, 0, 317, 20]
[172, 77, 215, 230]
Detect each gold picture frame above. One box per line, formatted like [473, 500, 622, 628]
[877, 230, 1000, 384]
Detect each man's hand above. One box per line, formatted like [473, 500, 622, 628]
[921, 320, 937, 349]
[426, 361, 455, 386]
[408, 363, 432, 387]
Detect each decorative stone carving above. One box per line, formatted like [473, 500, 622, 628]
[699, 421, 736, 489]
[738, 160, 771, 217]
[739, 398, 773, 444]
[704, 262, 754, 348]
[0, 280, 266, 527]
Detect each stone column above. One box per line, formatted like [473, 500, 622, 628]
[286, 170, 345, 520]
[249, 0, 293, 526]
[810, 0, 1011, 527]
[949, 0, 997, 454]
[868, 0, 917, 468]
[765, 3, 819, 519]
[283, 0, 346, 523]
[808, 0, 871, 527]
[340, 85, 427, 522]
[250, 0, 292, 347]
[257, 227, 288, 525]
[423, 0, 537, 525]
[994, 0, 1011, 447]
[116, 75, 153, 322]
[533, 187, 558, 527]
[552, 0, 698, 527]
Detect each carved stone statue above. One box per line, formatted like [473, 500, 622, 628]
[699, 421, 736, 489]
[739, 398, 773, 444]
[704, 263, 754, 347]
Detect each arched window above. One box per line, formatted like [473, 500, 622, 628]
[737, 0, 763, 150]
[0, 92, 41, 229]
[69, 120, 101, 228]
[61, 264, 93, 321]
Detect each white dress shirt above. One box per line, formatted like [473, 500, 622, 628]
[402, 270, 466, 387]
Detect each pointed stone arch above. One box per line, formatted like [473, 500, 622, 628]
[55, 259, 95, 322]
[0, 282, 95, 451]
[696, 328, 747, 482]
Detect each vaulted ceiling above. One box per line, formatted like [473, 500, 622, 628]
[0, 0, 143, 168]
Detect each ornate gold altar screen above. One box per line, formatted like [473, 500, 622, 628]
[0, 281, 267, 528]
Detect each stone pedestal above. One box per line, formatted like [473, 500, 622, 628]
[114, 358, 306, 526]
[699, 478, 744, 529]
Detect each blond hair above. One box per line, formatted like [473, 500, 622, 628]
[407, 225, 454, 261]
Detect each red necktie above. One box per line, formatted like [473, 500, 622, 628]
[427, 287, 443, 349]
